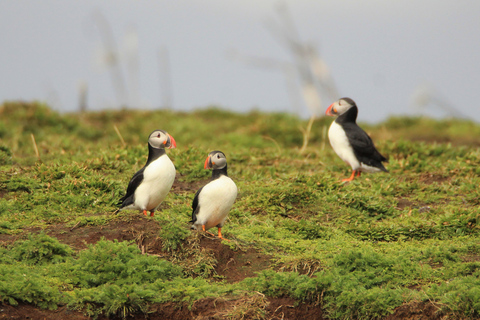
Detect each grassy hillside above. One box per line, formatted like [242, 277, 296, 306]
[0, 101, 479, 319]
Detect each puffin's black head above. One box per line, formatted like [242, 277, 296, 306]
[326, 97, 357, 116]
[148, 130, 176, 149]
[204, 151, 227, 170]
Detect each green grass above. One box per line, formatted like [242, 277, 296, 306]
[1, 101, 480, 319]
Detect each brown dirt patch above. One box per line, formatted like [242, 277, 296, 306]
[396, 198, 434, 214]
[266, 297, 324, 320]
[0, 303, 87, 320]
[53, 215, 272, 283]
[0, 297, 325, 320]
[198, 236, 272, 282]
[171, 176, 208, 195]
[385, 301, 445, 320]
[396, 198, 416, 210]
[5, 297, 450, 320]
[418, 173, 450, 185]
[462, 254, 480, 263]
[47, 215, 164, 253]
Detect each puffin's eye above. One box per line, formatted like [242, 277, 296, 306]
[217, 154, 220, 159]
[157, 134, 161, 138]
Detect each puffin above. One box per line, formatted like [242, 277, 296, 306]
[190, 151, 237, 240]
[325, 97, 388, 182]
[117, 129, 176, 216]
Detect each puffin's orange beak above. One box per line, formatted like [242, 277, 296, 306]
[204, 155, 212, 169]
[326, 103, 336, 116]
[166, 134, 176, 149]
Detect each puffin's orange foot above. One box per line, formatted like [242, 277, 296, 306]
[341, 170, 357, 182]
[202, 225, 215, 237]
[217, 228, 229, 241]
[143, 210, 148, 216]
[150, 211, 155, 217]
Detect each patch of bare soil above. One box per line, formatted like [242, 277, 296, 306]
[3, 296, 450, 320]
[396, 196, 454, 215]
[462, 254, 480, 263]
[396, 198, 417, 210]
[395, 198, 432, 214]
[0, 303, 87, 320]
[1, 297, 325, 320]
[265, 297, 324, 320]
[171, 176, 208, 195]
[47, 214, 164, 253]
[198, 236, 272, 282]
[385, 301, 445, 320]
[47, 214, 272, 283]
[418, 173, 450, 185]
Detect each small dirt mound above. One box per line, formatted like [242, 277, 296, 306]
[0, 303, 87, 320]
[47, 214, 163, 254]
[266, 297, 324, 320]
[198, 236, 272, 282]
[171, 177, 208, 195]
[385, 301, 445, 320]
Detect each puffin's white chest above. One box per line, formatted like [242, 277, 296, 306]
[134, 155, 175, 211]
[194, 175, 237, 230]
[328, 121, 360, 170]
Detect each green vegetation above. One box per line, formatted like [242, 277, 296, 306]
[0, 101, 479, 319]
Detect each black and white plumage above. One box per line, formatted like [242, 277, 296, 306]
[190, 151, 237, 240]
[326, 97, 388, 182]
[118, 129, 176, 216]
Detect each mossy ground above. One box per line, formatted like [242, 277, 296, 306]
[0, 101, 479, 319]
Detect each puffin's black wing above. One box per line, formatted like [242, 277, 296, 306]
[343, 123, 388, 171]
[190, 186, 204, 223]
[118, 167, 145, 208]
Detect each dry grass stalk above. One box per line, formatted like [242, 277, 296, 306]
[30, 133, 41, 161]
[114, 124, 126, 147]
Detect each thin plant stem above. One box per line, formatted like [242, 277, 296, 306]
[114, 124, 126, 147]
[30, 133, 41, 161]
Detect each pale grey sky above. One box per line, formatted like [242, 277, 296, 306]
[0, 0, 479, 122]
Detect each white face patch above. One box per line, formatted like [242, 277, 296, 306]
[211, 152, 227, 170]
[148, 130, 168, 149]
[335, 99, 354, 115]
